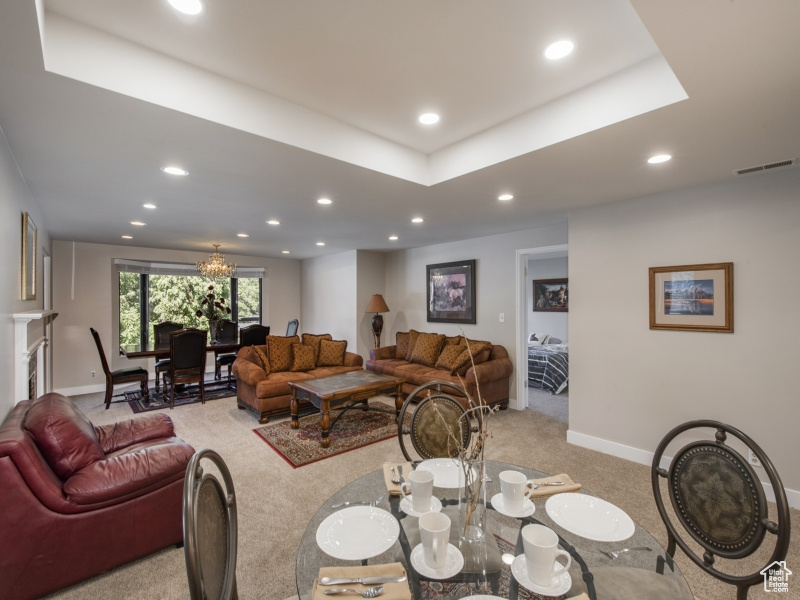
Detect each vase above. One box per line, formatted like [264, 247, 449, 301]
[209, 320, 220, 342]
[459, 457, 487, 543]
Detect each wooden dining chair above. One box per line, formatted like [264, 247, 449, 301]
[164, 328, 207, 410]
[239, 324, 270, 347]
[90, 327, 150, 409]
[153, 321, 183, 392]
[213, 321, 239, 384]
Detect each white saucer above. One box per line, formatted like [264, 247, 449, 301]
[511, 554, 572, 596]
[410, 543, 464, 579]
[400, 495, 443, 517]
[490, 493, 535, 518]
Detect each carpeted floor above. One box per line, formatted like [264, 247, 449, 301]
[42, 388, 798, 600]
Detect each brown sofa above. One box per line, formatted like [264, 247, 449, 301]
[233, 334, 364, 423]
[365, 331, 513, 409]
[0, 393, 195, 600]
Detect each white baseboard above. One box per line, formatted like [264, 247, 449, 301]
[567, 428, 800, 510]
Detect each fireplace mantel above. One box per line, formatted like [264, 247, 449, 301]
[14, 309, 58, 403]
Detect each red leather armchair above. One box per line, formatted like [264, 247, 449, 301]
[0, 393, 195, 600]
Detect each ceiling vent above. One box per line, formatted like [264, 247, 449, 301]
[734, 158, 796, 176]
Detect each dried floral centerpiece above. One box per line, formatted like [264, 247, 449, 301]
[195, 284, 231, 340]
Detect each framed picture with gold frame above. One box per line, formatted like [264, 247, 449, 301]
[649, 262, 733, 332]
[22, 212, 37, 300]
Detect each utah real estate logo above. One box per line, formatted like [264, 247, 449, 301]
[761, 561, 791, 593]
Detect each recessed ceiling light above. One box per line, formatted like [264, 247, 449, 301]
[130, 221, 146, 226]
[161, 166, 189, 176]
[411, 217, 424, 223]
[419, 113, 440, 125]
[648, 154, 672, 164]
[267, 219, 280, 225]
[317, 198, 332, 205]
[282, 250, 290, 254]
[237, 233, 249, 238]
[389, 235, 398, 241]
[142, 203, 157, 209]
[316, 242, 325, 246]
[544, 40, 574, 60]
[498, 194, 514, 201]
[121, 235, 133, 239]
[167, 0, 203, 16]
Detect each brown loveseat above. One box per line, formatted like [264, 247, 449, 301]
[366, 330, 513, 409]
[0, 393, 195, 600]
[233, 333, 364, 423]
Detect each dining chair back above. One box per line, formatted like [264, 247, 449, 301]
[183, 448, 238, 600]
[651, 420, 791, 600]
[165, 328, 207, 409]
[285, 319, 299, 337]
[153, 321, 183, 392]
[239, 324, 270, 347]
[213, 321, 239, 384]
[90, 327, 150, 408]
[397, 380, 479, 462]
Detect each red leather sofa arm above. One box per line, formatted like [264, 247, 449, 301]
[93, 413, 175, 455]
[64, 438, 195, 505]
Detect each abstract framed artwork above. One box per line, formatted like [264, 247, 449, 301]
[21, 212, 36, 300]
[427, 259, 476, 324]
[649, 262, 733, 332]
[533, 278, 568, 312]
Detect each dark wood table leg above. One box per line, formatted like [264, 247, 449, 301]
[394, 385, 403, 422]
[320, 398, 331, 448]
[290, 389, 300, 429]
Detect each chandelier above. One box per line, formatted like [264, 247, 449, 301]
[196, 244, 237, 280]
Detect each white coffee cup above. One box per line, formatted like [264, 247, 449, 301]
[521, 524, 572, 587]
[419, 511, 451, 569]
[400, 469, 434, 513]
[499, 470, 535, 514]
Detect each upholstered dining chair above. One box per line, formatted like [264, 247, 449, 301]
[164, 328, 207, 410]
[239, 324, 270, 347]
[183, 448, 238, 600]
[213, 321, 239, 385]
[651, 420, 791, 600]
[285, 318, 299, 337]
[153, 321, 183, 392]
[90, 327, 150, 409]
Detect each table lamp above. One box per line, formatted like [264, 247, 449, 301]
[365, 294, 390, 348]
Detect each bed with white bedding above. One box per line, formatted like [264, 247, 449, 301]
[527, 343, 569, 394]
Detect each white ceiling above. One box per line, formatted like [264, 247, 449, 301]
[0, 0, 798, 259]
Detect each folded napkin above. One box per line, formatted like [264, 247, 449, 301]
[383, 461, 413, 496]
[569, 594, 590, 600]
[528, 473, 582, 498]
[312, 562, 410, 600]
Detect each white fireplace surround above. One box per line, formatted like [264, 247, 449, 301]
[14, 309, 57, 404]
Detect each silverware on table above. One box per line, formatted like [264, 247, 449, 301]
[319, 576, 406, 586]
[396, 464, 405, 483]
[531, 481, 565, 489]
[601, 546, 652, 559]
[390, 466, 400, 484]
[323, 585, 384, 597]
[330, 495, 386, 509]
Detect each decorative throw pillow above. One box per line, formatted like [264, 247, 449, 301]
[302, 333, 333, 364]
[404, 329, 420, 361]
[291, 343, 316, 372]
[451, 340, 492, 376]
[409, 332, 446, 367]
[318, 339, 347, 366]
[253, 345, 271, 375]
[435, 343, 466, 371]
[529, 333, 550, 346]
[267, 335, 300, 372]
[395, 331, 410, 359]
[444, 335, 463, 346]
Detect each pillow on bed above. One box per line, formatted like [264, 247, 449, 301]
[529, 333, 550, 345]
[547, 337, 563, 345]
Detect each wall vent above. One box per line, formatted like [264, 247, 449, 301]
[734, 158, 796, 176]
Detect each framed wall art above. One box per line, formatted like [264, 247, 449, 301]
[427, 259, 476, 324]
[649, 262, 733, 332]
[533, 278, 568, 312]
[21, 212, 37, 300]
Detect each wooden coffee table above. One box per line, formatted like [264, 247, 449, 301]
[289, 371, 405, 448]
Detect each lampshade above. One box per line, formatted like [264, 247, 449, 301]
[365, 294, 390, 313]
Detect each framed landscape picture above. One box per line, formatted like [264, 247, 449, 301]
[533, 278, 568, 312]
[649, 262, 733, 332]
[427, 259, 476, 324]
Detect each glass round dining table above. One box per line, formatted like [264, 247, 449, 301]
[296, 460, 693, 599]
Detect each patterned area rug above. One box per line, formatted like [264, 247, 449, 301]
[124, 378, 236, 413]
[254, 400, 404, 468]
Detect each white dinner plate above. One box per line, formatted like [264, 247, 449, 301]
[511, 554, 572, 596]
[315, 506, 399, 560]
[400, 495, 443, 518]
[545, 492, 635, 542]
[490, 493, 535, 518]
[416, 458, 477, 489]
[410, 543, 464, 579]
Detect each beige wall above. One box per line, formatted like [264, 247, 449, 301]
[356, 251, 387, 358]
[0, 128, 50, 416]
[301, 250, 358, 345]
[569, 167, 800, 495]
[51, 240, 301, 394]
